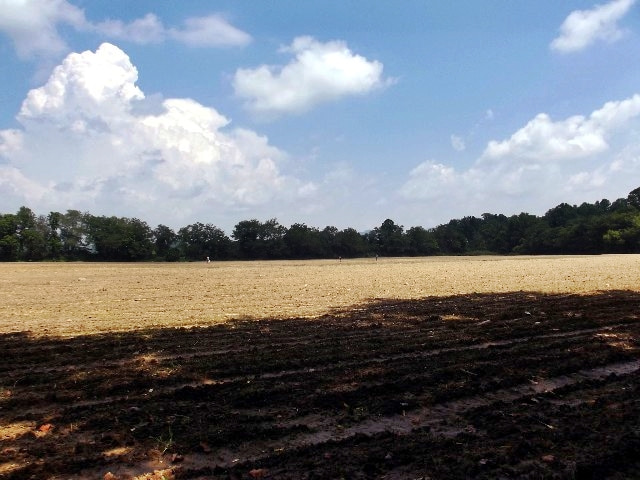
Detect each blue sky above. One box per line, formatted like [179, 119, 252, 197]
[1, 0, 639, 233]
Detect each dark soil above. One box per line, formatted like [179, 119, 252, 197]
[2, 290, 640, 479]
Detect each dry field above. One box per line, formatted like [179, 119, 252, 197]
[1, 255, 639, 336]
[2, 255, 640, 479]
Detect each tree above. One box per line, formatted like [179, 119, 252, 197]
[15, 206, 36, 231]
[373, 219, 406, 256]
[334, 228, 368, 258]
[0, 214, 19, 261]
[479, 213, 510, 253]
[602, 211, 640, 253]
[507, 213, 544, 253]
[232, 219, 262, 259]
[610, 198, 632, 212]
[122, 218, 154, 260]
[433, 222, 467, 254]
[628, 186, 640, 209]
[46, 212, 63, 259]
[85, 215, 153, 260]
[284, 223, 326, 258]
[178, 223, 231, 261]
[3, 184, 640, 262]
[595, 198, 611, 213]
[59, 210, 90, 258]
[456, 216, 486, 252]
[405, 226, 439, 256]
[232, 219, 286, 259]
[154, 224, 178, 260]
[20, 229, 47, 260]
[320, 226, 339, 256]
[21, 215, 49, 260]
[9, 207, 48, 260]
[544, 203, 578, 228]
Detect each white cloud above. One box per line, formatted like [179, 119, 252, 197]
[400, 94, 640, 219]
[450, 134, 466, 152]
[0, 0, 250, 60]
[95, 13, 251, 47]
[233, 36, 391, 117]
[0, 43, 310, 228]
[482, 94, 640, 162]
[94, 13, 165, 45]
[400, 162, 459, 201]
[19, 43, 144, 122]
[168, 14, 251, 47]
[0, 0, 86, 58]
[0, 165, 48, 204]
[550, 0, 636, 53]
[0, 129, 23, 157]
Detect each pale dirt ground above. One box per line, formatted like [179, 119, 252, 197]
[1, 255, 639, 337]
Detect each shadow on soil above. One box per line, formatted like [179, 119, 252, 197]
[1, 290, 640, 479]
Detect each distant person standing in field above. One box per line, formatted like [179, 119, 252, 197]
[206, 256, 210, 263]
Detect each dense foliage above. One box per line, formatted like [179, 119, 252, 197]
[1, 187, 639, 261]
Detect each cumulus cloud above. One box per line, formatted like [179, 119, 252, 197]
[0, 43, 308, 227]
[400, 94, 640, 218]
[233, 36, 392, 117]
[0, 0, 250, 60]
[550, 0, 636, 53]
[481, 95, 640, 162]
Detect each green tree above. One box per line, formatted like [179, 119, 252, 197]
[20, 228, 47, 260]
[178, 223, 231, 261]
[154, 224, 178, 260]
[284, 223, 326, 258]
[59, 210, 89, 258]
[320, 226, 339, 256]
[595, 198, 611, 213]
[15, 206, 36, 231]
[433, 222, 467, 254]
[479, 213, 510, 253]
[602, 212, 640, 253]
[610, 198, 632, 212]
[334, 228, 368, 258]
[0, 214, 19, 261]
[232, 218, 286, 259]
[628, 186, 640, 209]
[405, 226, 439, 256]
[46, 212, 63, 259]
[86, 215, 153, 260]
[373, 219, 406, 256]
[507, 213, 545, 253]
[9, 207, 48, 260]
[544, 203, 578, 228]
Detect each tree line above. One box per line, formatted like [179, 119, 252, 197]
[1, 187, 639, 262]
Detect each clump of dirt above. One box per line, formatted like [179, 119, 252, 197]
[2, 290, 640, 479]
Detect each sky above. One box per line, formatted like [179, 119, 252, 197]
[1, 0, 639, 233]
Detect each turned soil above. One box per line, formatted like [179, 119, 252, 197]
[1, 256, 640, 479]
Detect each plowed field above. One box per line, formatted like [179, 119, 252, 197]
[1, 256, 640, 479]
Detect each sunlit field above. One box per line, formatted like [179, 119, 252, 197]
[1, 255, 639, 336]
